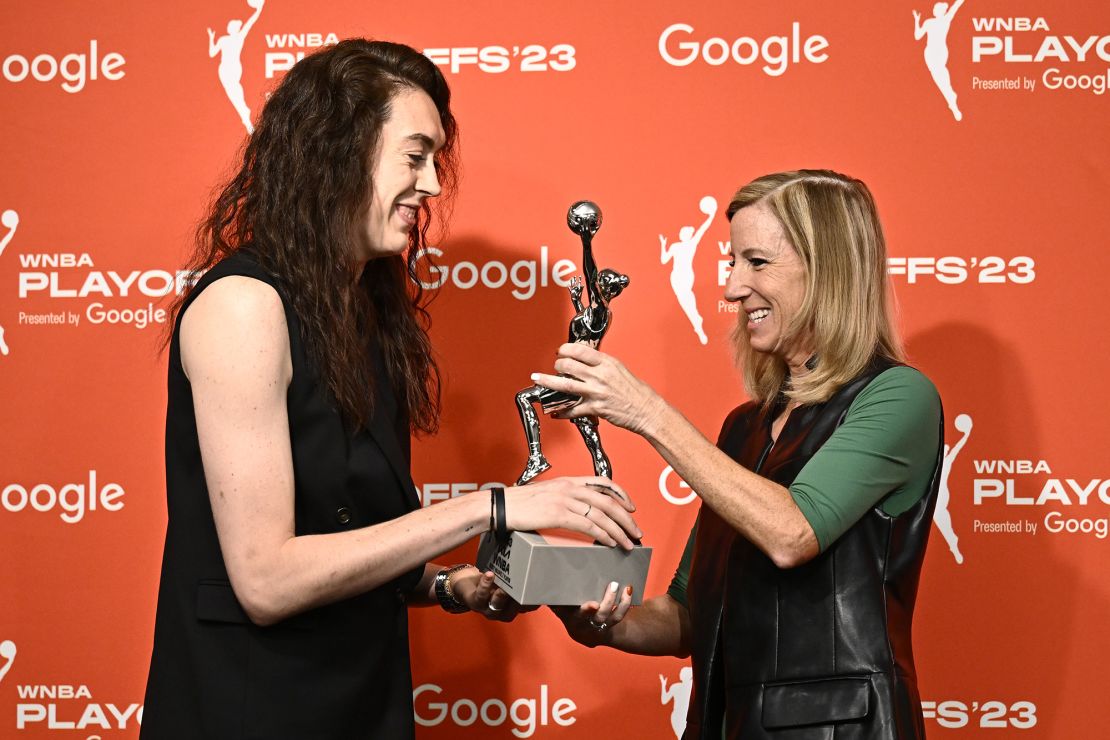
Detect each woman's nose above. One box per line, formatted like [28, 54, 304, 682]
[723, 265, 749, 302]
[418, 162, 442, 197]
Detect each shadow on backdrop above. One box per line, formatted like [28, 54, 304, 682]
[909, 321, 1090, 736]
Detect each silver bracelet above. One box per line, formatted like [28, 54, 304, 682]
[434, 564, 472, 614]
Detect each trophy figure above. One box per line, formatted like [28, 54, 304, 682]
[477, 200, 649, 606]
[514, 201, 630, 485]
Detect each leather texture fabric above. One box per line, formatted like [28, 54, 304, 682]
[684, 359, 943, 740]
[141, 251, 425, 739]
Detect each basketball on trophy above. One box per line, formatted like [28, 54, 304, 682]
[567, 200, 602, 237]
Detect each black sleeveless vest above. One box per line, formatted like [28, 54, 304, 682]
[142, 251, 425, 739]
[684, 361, 942, 739]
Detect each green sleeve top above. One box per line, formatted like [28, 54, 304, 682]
[668, 366, 941, 608]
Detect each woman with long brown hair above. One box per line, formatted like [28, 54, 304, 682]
[141, 39, 640, 739]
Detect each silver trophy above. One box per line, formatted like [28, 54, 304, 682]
[477, 201, 649, 607]
[514, 201, 630, 486]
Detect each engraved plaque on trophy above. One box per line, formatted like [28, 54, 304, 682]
[477, 201, 651, 606]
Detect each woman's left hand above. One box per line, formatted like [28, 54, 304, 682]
[551, 580, 635, 648]
[452, 568, 538, 622]
[531, 343, 666, 436]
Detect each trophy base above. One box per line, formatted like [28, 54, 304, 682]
[476, 530, 651, 606]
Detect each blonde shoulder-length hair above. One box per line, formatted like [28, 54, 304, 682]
[727, 169, 904, 406]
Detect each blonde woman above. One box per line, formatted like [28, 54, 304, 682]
[538, 170, 942, 739]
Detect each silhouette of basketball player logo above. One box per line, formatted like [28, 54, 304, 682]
[935, 413, 972, 564]
[0, 208, 19, 357]
[208, 0, 265, 133]
[661, 196, 717, 345]
[660, 667, 692, 739]
[0, 640, 16, 683]
[913, 0, 965, 121]
[0, 209, 18, 257]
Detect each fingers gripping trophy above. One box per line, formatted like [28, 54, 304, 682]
[514, 201, 630, 486]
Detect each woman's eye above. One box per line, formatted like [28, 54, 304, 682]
[407, 153, 427, 165]
[727, 258, 736, 268]
[749, 258, 768, 268]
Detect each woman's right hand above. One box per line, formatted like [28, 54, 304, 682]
[504, 476, 641, 549]
[532, 344, 668, 437]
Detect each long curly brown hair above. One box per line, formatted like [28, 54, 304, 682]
[170, 39, 458, 434]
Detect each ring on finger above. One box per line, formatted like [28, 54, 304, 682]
[488, 601, 502, 612]
[583, 504, 592, 518]
[589, 618, 608, 632]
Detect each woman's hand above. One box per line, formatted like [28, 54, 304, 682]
[451, 568, 537, 622]
[530, 343, 668, 436]
[505, 476, 642, 550]
[551, 580, 634, 648]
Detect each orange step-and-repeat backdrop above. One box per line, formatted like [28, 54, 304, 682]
[3, 1, 1109, 737]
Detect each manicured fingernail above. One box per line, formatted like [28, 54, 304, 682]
[625, 586, 633, 596]
[530, 373, 541, 381]
[609, 581, 619, 593]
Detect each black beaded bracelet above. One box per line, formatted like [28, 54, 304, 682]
[491, 486, 509, 545]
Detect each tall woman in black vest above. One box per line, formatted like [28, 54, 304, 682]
[141, 40, 641, 739]
[537, 171, 942, 739]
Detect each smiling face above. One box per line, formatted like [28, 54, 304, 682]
[725, 201, 811, 373]
[360, 87, 445, 263]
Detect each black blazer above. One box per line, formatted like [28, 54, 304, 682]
[142, 252, 424, 739]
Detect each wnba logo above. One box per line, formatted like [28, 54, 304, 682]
[912, 1, 966, 120]
[660, 197, 717, 345]
[206, 1, 343, 132]
[1, 208, 19, 357]
[0, 640, 15, 684]
[936, 413, 972, 564]
[207, 0, 265, 132]
[660, 668, 692, 739]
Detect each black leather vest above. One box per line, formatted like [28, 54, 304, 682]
[684, 361, 942, 739]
